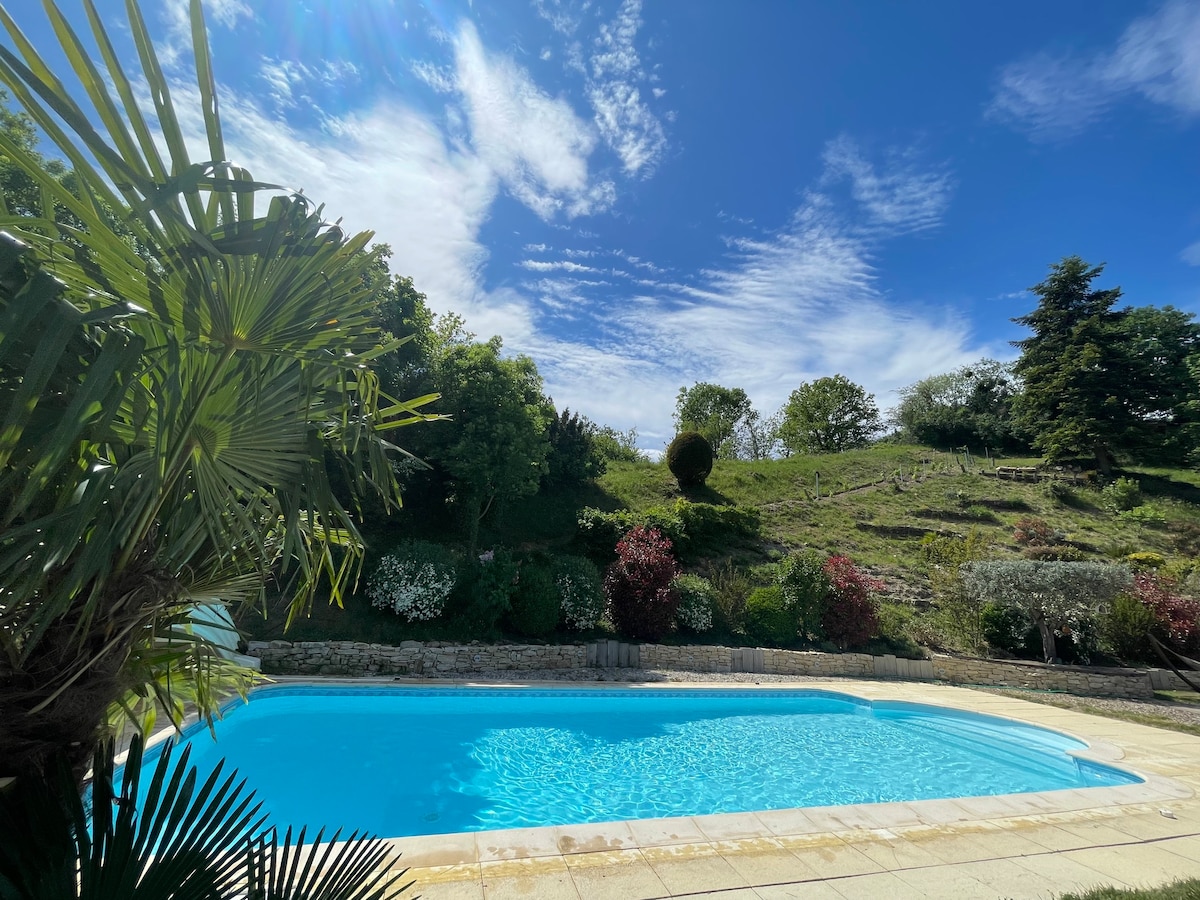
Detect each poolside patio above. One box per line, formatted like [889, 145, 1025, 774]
[385, 680, 1200, 899]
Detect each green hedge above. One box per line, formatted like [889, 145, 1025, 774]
[575, 500, 761, 561]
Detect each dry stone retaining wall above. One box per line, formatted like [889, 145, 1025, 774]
[246, 640, 585, 676]
[248, 640, 1164, 698]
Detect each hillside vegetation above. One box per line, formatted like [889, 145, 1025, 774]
[246, 444, 1200, 660]
[595, 446, 1200, 592]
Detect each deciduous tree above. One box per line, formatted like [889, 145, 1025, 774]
[894, 359, 1027, 452]
[422, 339, 552, 554]
[776, 375, 880, 454]
[674, 382, 755, 459]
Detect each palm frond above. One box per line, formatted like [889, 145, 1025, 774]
[0, 735, 412, 899]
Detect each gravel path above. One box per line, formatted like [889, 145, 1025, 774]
[415, 666, 1200, 729]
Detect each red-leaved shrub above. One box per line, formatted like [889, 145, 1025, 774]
[820, 555, 883, 649]
[604, 526, 680, 640]
[1133, 572, 1200, 654]
[1012, 516, 1055, 546]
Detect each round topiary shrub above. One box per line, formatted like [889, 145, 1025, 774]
[744, 585, 795, 646]
[666, 431, 713, 488]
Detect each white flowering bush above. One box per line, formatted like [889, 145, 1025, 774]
[672, 573, 715, 633]
[553, 555, 605, 631]
[368, 541, 457, 621]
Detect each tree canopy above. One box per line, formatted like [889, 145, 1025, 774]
[1011, 257, 1200, 472]
[674, 382, 755, 459]
[776, 375, 881, 454]
[960, 561, 1131, 663]
[894, 359, 1027, 452]
[417, 339, 552, 554]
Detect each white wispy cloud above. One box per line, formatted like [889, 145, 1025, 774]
[523, 142, 982, 447]
[989, 0, 1200, 140]
[1182, 241, 1200, 266]
[453, 22, 612, 220]
[585, 0, 668, 175]
[258, 58, 361, 111]
[411, 61, 456, 94]
[519, 259, 602, 273]
[822, 136, 952, 236]
[533, 0, 588, 36]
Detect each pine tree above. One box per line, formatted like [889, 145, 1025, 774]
[1011, 257, 1200, 472]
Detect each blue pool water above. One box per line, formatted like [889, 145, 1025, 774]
[140, 687, 1140, 838]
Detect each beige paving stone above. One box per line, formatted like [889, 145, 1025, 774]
[904, 827, 1045, 864]
[963, 855, 1097, 899]
[554, 819, 636, 855]
[756, 806, 828, 837]
[556, 848, 637, 869]
[825, 871, 930, 899]
[1065, 843, 1200, 886]
[777, 838, 886, 879]
[474, 827, 561, 861]
[1056, 818, 1148, 846]
[753, 881, 850, 900]
[626, 815, 708, 847]
[646, 852, 751, 895]
[845, 833, 947, 870]
[825, 803, 924, 832]
[565, 855, 669, 900]
[480, 857, 579, 900]
[717, 845, 821, 886]
[1017, 823, 1129, 852]
[392, 831, 479, 867]
[679, 890, 761, 900]
[405, 863, 482, 886]
[890, 861, 996, 899]
[906, 797, 987, 824]
[1008, 852, 1132, 894]
[408, 879, 486, 900]
[694, 811, 773, 841]
[1156, 833, 1200, 861]
[640, 840, 723, 863]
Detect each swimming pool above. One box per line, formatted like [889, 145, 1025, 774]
[140, 686, 1141, 839]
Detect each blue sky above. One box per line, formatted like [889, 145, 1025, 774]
[9, 0, 1200, 452]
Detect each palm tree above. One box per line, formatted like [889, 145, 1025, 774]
[0, 0, 436, 782]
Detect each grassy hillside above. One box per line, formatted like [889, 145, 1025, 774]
[242, 444, 1200, 649]
[591, 446, 1200, 596]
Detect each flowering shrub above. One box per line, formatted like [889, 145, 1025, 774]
[368, 541, 457, 621]
[604, 526, 679, 640]
[554, 555, 605, 631]
[1012, 517, 1056, 547]
[1133, 572, 1200, 654]
[820, 555, 884, 649]
[672, 574, 715, 633]
[1125, 551, 1166, 570]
